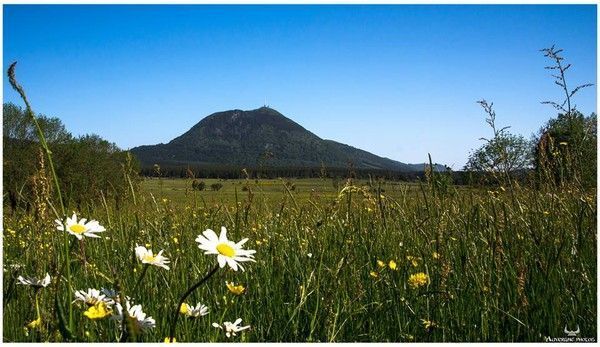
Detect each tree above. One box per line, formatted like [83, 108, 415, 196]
[535, 45, 595, 188]
[464, 100, 533, 179]
[3, 102, 71, 143]
[535, 111, 596, 187]
[3, 103, 139, 211]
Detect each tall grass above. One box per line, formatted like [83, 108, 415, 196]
[3, 173, 596, 341]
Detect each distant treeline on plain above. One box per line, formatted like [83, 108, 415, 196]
[139, 162, 529, 187]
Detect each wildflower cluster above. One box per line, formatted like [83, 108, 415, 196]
[14, 206, 256, 342]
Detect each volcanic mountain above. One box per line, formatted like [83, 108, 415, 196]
[130, 107, 436, 171]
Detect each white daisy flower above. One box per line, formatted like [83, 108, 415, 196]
[55, 213, 105, 240]
[113, 300, 155, 334]
[180, 302, 209, 318]
[212, 318, 251, 337]
[134, 245, 170, 270]
[195, 227, 256, 271]
[17, 273, 51, 288]
[73, 288, 115, 306]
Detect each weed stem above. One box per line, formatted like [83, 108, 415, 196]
[168, 264, 220, 342]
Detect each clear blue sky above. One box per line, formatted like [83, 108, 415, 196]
[3, 5, 597, 168]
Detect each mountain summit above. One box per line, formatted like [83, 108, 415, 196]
[130, 107, 427, 171]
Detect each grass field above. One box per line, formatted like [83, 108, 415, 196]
[3, 176, 596, 342]
[142, 177, 428, 205]
[3, 175, 597, 342]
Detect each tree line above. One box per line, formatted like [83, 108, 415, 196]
[142, 163, 428, 181]
[3, 103, 140, 213]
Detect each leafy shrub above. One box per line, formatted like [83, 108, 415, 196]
[192, 180, 206, 191]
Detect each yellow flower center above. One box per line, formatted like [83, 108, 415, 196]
[69, 224, 87, 234]
[179, 304, 189, 315]
[142, 254, 156, 263]
[216, 243, 235, 257]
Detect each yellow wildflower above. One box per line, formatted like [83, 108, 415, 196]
[26, 317, 42, 329]
[226, 281, 246, 295]
[432, 252, 440, 260]
[421, 319, 436, 329]
[406, 255, 421, 267]
[377, 260, 386, 268]
[408, 272, 429, 289]
[164, 337, 177, 343]
[389, 260, 398, 270]
[370, 271, 379, 278]
[83, 302, 112, 320]
[172, 237, 179, 244]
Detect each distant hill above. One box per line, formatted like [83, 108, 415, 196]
[130, 107, 446, 172]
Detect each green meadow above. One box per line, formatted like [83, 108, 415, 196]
[142, 177, 425, 205]
[3, 176, 596, 342]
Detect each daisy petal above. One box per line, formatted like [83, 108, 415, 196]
[217, 255, 227, 268]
